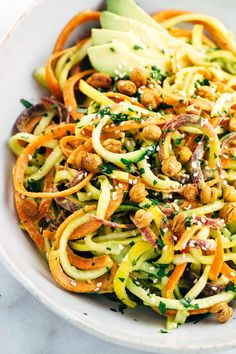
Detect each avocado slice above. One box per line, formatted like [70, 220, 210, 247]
[106, 0, 162, 31]
[100, 11, 204, 62]
[92, 28, 142, 47]
[100, 11, 178, 53]
[87, 42, 170, 77]
[92, 28, 165, 58]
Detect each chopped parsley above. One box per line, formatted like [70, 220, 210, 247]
[147, 198, 160, 206]
[120, 158, 133, 172]
[150, 66, 166, 82]
[133, 44, 143, 50]
[20, 98, 33, 108]
[26, 179, 39, 192]
[198, 78, 210, 86]
[109, 47, 116, 53]
[160, 328, 168, 334]
[119, 277, 125, 283]
[194, 136, 202, 143]
[139, 167, 145, 175]
[142, 203, 151, 209]
[118, 304, 127, 314]
[180, 298, 199, 310]
[230, 152, 236, 160]
[158, 301, 166, 315]
[99, 106, 111, 117]
[32, 146, 46, 159]
[174, 137, 183, 146]
[185, 216, 192, 227]
[99, 163, 114, 174]
[226, 283, 236, 292]
[110, 112, 129, 125]
[155, 264, 170, 278]
[194, 78, 210, 89]
[157, 102, 173, 110]
[91, 102, 101, 112]
[156, 238, 165, 249]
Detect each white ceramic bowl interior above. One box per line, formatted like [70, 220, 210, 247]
[1, 1, 236, 353]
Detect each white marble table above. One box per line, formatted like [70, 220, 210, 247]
[0, 1, 235, 354]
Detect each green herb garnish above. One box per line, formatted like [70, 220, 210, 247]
[99, 163, 114, 174]
[158, 301, 166, 315]
[119, 277, 125, 283]
[150, 66, 166, 82]
[20, 98, 33, 108]
[121, 158, 133, 172]
[133, 44, 143, 50]
[160, 328, 168, 334]
[185, 216, 192, 227]
[180, 298, 199, 310]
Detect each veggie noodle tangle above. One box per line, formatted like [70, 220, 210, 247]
[10, 0, 236, 330]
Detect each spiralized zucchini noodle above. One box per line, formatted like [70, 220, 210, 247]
[9, 0, 236, 330]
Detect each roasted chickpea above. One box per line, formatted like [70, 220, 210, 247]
[130, 67, 147, 88]
[229, 116, 236, 132]
[219, 204, 236, 224]
[195, 85, 215, 101]
[87, 72, 112, 89]
[75, 150, 87, 170]
[185, 104, 201, 115]
[83, 153, 103, 172]
[200, 186, 218, 204]
[129, 183, 148, 203]
[176, 146, 192, 164]
[142, 124, 161, 141]
[182, 184, 198, 202]
[103, 139, 122, 153]
[172, 212, 186, 235]
[21, 197, 38, 217]
[223, 185, 236, 202]
[117, 80, 137, 96]
[161, 156, 182, 177]
[146, 116, 161, 125]
[133, 209, 153, 228]
[140, 89, 160, 110]
[210, 302, 233, 323]
[189, 97, 213, 112]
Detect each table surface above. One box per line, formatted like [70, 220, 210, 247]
[0, 1, 235, 354]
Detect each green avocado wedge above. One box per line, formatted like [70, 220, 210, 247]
[106, 0, 162, 31]
[87, 42, 169, 77]
[100, 11, 179, 52]
[92, 28, 143, 48]
[91, 28, 165, 58]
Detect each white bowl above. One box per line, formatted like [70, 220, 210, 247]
[1, 1, 236, 353]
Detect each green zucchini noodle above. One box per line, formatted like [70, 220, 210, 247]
[9, 0, 236, 330]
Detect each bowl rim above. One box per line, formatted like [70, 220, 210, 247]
[1, 1, 236, 352]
